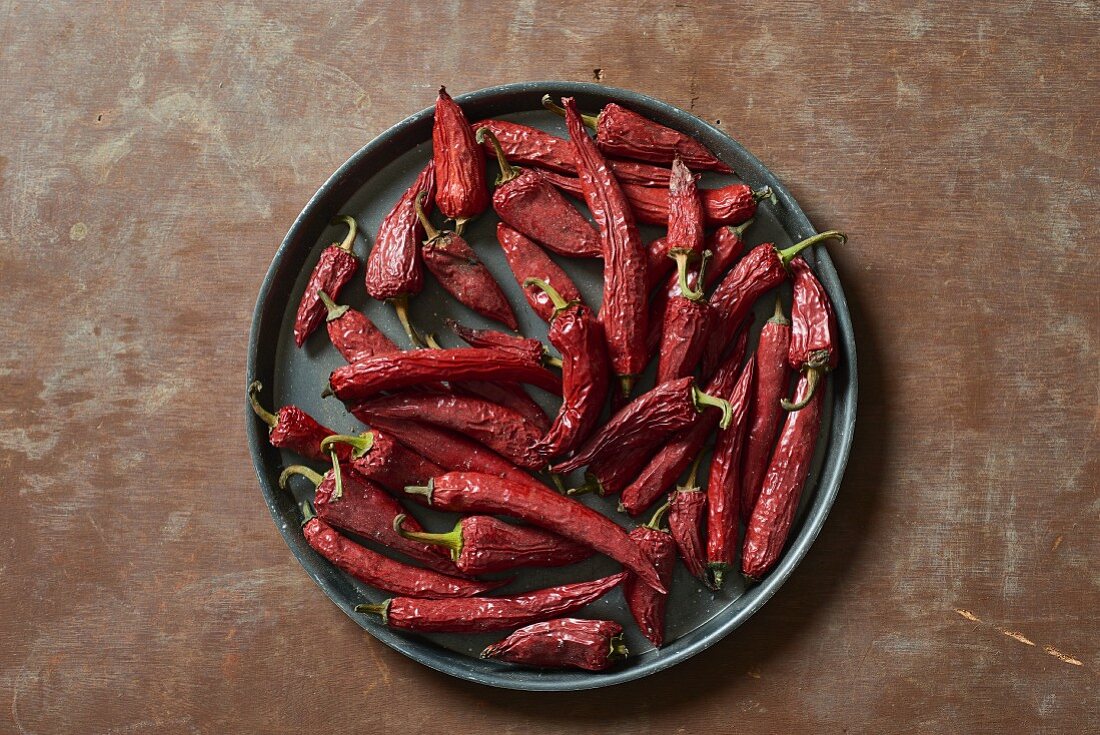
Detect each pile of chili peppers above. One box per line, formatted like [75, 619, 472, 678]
[257, 86, 846, 674]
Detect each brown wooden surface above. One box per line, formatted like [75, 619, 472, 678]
[1, 2, 1096, 732]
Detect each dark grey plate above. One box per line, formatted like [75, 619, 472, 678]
[246, 81, 856, 691]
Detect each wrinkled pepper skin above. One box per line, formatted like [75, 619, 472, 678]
[783, 257, 838, 410]
[481, 618, 627, 671]
[583, 443, 650, 497]
[665, 157, 706, 257]
[669, 488, 707, 580]
[248, 381, 350, 464]
[458, 381, 551, 434]
[448, 320, 546, 365]
[341, 430, 445, 499]
[623, 524, 676, 647]
[324, 300, 398, 363]
[432, 87, 489, 226]
[491, 168, 601, 258]
[496, 223, 584, 324]
[421, 228, 519, 330]
[365, 162, 434, 301]
[594, 102, 732, 173]
[294, 220, 359, 347]
[657, 297, 712, 385]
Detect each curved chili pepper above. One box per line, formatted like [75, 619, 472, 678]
[394, 513, 592, 575]
[623, 501, 676, 647]
[496, 223, 584, 324]
[706, 356, 756, 589]
[542, 95, 732, 173]
[432, 86, 488, 234]
[447, 319, 549, 366]
[562, 96, 648, 395]
[355, 572, 626, 632]
[782, 258, 838, 411]
[477, 127, 601, 258]
[317, 290, 397, 363]
[365, 161, 434, 347]
[570, 443, 650, 498]
[318, 430, 444, 500]
[741, 297, 792, 523]
[293, 216, 359, 347]
[481, 618, 628, 671]
[526, 278, 610, 461]
[247, 381, 348, 463]
[415, 193, 519, 330]
[403, 472, 665, 593]
[668, 455, 707, 580]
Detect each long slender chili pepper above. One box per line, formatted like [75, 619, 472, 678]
[447, 319, 549, 366]
[394, 513, 592, 575]
[542, 95, 732, 173]
[742, 372, 824, 579]
[668, 455, 707, 580]
[701, 231, 846, 378]
[562, 96, 648, 395]
[355, 572, 626, 632]
[706, 356, 756, 589]
[294, 216, 359, 347]
[623, 501, 676, 647]
[552, 376, 732, 475]
[317, 290, 397, 363]
[741, 297, 793, 523]
[403, 472, 666, 592]
[476, 128, 601, 258]
[526, 278, 610, 461]
[247, 381, 347, 463]
[481, 618, 628, 671]
[415, 193, 519, 330]
[496, 223, 584, 324]
[318, 431, 444, 500]
[432, 86, 488, 235]
[329, 347, 562, 402]
[781, 257, 838, 411]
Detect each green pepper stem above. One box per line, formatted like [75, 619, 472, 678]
[414, 191, 439, 241]
[780, 367, 822, 411]
[300, 500, 316, 524]
[403, 480, 434, 503]
[328, 447, 343, 500]
[777, 230, 847, 267]
[692, 385, 733, 429]
[393, 514, 464, 561]
[423, 333, 444, 350]
[670, 249, 705, 302]
[454, 217, 472, 237]
[392, 294, 425, 348]
[522, 277, 575, 316]
[354, 599, 391, 622]
[707, 563, 728, 591]
[682, 453, 704, 490]
[332, 215, 358, 252]
[609, 634, 629, 660]
[545, 355, 564, 369]
[769, 294, 789, 326]
[320, 432, 374, 458]
[475, 127, 518, 184]
[248, 381, 279, 428]
[752, 186, 777, 206]
[540, 94, 599, 129]
[619, 375, 635, 398]
[317, 289, 349, 322]
[731, 217, 755, 237]
[566, 473, 604, 497]
[644, 498, 671, 531]
[279, 465, 323, 489]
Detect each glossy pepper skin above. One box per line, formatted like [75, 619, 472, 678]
[319, 430, 444, 500]
[395, 514, 592, 575]
[247, 381, 348, 464]
[496, 223, 584, 324]
[668, 459, 708, 580]
[623, 503, 676, 646]
[432, 86, 489, 232]
[563, 96, 648, 391]
[742, 372, 824, 579]
[405, 472, 666, 593]
[782, 257, 838, 411]
[317, 290, 398, 363]
[447, 319, 546, 365]
[458, 381, 551, 434]
[355, 572, 626, 633]
[294, 216, 359, 347]
[481, 618, 628, 671]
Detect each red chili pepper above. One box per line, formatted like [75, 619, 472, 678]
[329, 347, 562, 402]
[394, 513, 592, 575]
[741, 297, 792, 523]
[447, 319, 549, 366]
[568, 443, 647, 498]
[404, 472, 666, 593]
[742, 371, 824, 579]
[706, 356, 756, 589]
[525, 278, 610, 461]
[365, 161, 435, 346]
[355, 572, 626, 633]
[668, 455, 707, 580]
[414, 193, 519, 330]
[562, 96, 648, 395]
[781, 257, 838, 411]
[316, 290, 398, 363]
[496, 223, 584, 324]
[247, 381, 348, 463]
[432, 86, 489, 234]
[293, 216, 359, 347]
[318, 430, 444, 500]
[457, 381, 552, 435]
[476, 127, 601, 258]
[623, 501, 676, 647]
[542, 95, 732, 173]
[481, 618, 628, 671]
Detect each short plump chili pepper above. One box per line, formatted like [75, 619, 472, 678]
[394, 513, 592, 575]
[481, 618, 628, 671]
[668, 455, 707, 580]
[542, 95, 732, 173]
[447, 319, 550, 366]
[562, 96, 648, 395]
[317, 290, 397, 363]
[781, 257, 838, 411]
[741, 297, 793, 523]
[496, 223, 585, 324]
[318, 430, 444, 500]
[476, 127, 601, 258]
[706, 356, 756, 589]
[569, 443, 649, 498]
[247, 380, 348, 463]
[404, 472, 666, 593]
[293, 216, 359, 347]
[432, 86, 489, 234]
[365, 161, 435, 346]
[526, 278, 610, 462]
[623, 501, 676, 647]
[415, 193, 519, 330]
[355, 572, 626, 632]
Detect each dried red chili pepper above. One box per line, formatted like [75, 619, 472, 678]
[476, 127, 601, 258]
[447, 319, 550, 366]
[403, 472, 665, 592]
[394, 513, 592, 575]
[570, 443, 650, 498]
[415, 193, 519, 330]
[293, 216, 359, 347]
[496, 223, 584, 324]
[481, 618, 628, 671]
[623, 501, 676, 647]
[741, 371, 824, 579]
[706, 356, 756, 589]
[247, 381, 348, 463]
[562, 96, 648, 395]
[668, 455, 707, 580]
[782, 257, 838, 411]
[317, 290, 397, 363]
[318, 430, 444, 500]
[355, 572, 626, 632]
[542, 95, 732, 173]
[432, 86, 488, 234]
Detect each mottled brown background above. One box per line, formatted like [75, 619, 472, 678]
[1, 1, 1096, 733]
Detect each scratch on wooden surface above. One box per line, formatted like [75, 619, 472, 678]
[953, 609, 1087, 668]
[954, 608, 981, 622]
[1051, 534, 1063, 552]
[1044, 646, 1084, 667]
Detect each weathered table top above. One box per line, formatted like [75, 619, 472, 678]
[2, 2, 1095, 732]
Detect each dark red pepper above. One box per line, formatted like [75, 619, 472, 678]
[317, 290, 398, 363]
[318, 430, 444, 500]
[432, 86, 489, 234]
[570, 443, 649, 498]
[247, 380, 348, 464]
[668, 455, 707, 580]
[480, 618, 628, 671]
[496, 223, 585, 324]
[623, 501, 676, 647]
[447, 319, 549, 366]
[781, 257, 838, 411]
[457, 381, 552, 435]
[293, 216, 360, 347]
